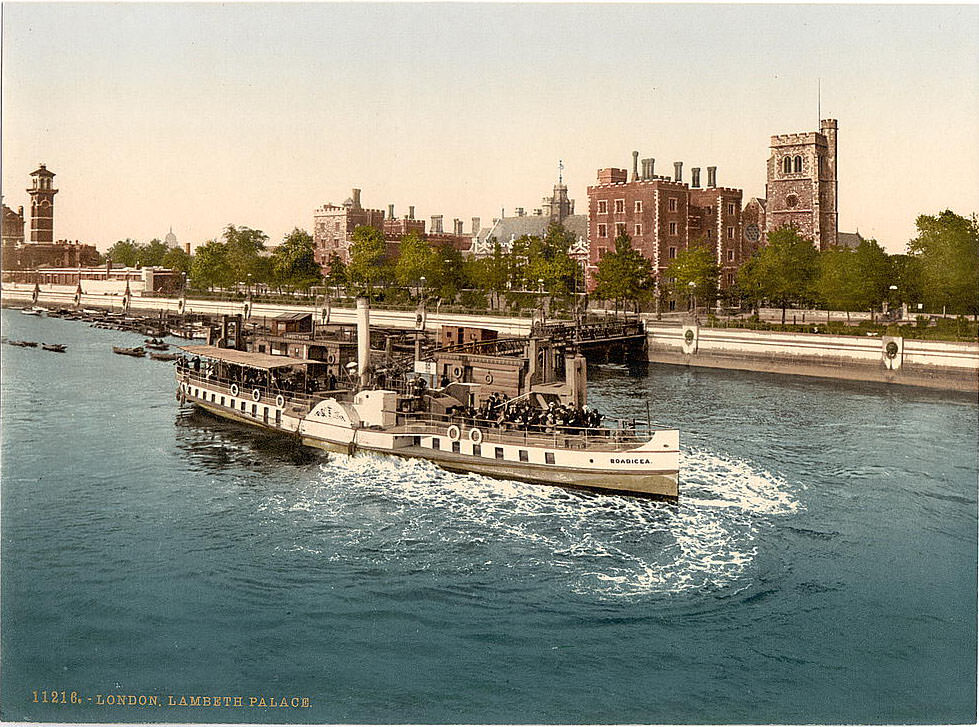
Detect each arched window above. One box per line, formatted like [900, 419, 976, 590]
[794, 156, 803, 173]
[782, 157, 792, 175]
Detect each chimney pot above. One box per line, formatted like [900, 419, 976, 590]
[707, 166, 717, 188]
[351, 188, 361, 208]
[691, 167, 701, 188]
[674, 162, 683, 183]
[388, 204, 395, 218]
[408, 205, 415, 219]
[632, 151, 640, 182]
[472, 217, 481, 234]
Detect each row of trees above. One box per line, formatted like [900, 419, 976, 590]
[588, 210, 978, 319]
[101, 209, 977, 317]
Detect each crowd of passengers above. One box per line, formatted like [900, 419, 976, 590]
[450, 391, 604, 433]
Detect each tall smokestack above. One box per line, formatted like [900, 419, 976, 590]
[691, 167, 701, 188]
[641, 158, 655, 180]
[184, 242, 191, 256]
[674, 162, 683, 183]
[632, 151, 640, 182]
[408, 205, 415, 219]
[351, 188, 361, 208]
[707, 166, 717, 188]
[388, 204, 395, 218]
[356, 297, 370, 386]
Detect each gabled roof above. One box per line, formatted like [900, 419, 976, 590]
[837, 231, 864, 250]
[476, 214, 588, 247]
[273, 312, 313, 321]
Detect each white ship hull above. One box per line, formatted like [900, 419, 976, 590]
[178, 378, 680, 499]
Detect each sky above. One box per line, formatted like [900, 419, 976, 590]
[2, 3, 977, 254]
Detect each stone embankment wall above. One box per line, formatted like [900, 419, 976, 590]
[647, 324, 979, 393]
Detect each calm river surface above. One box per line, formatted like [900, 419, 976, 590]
[1, 308, 976, 724]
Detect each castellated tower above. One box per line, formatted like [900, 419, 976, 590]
[27, 164, 58, 244]
[765, 119, 838, 250]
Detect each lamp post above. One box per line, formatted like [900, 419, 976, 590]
[419, 275, 426, 300]
[688, 280, 697, 316]
[888, 284, 898, 320]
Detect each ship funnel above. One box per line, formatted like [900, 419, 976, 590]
[356, 297, 370, 385]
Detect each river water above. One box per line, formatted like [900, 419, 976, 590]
[1, 308, 976, 724]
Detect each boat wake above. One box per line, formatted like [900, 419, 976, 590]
[259, 447, 800, 600]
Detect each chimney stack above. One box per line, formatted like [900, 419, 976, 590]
[674, 162, 683, 183]
[408, 205, 415, 219]
[351, 188, 361, 208]
[515, 207, 525, 217]
[641, 158, 655, 180]
[431, 215, 443, 234]
[707, 166, 717, 188]
[388, 204, 395, 218]
[691, 167, 701, 188]
[471, 217, 480, 234]
[453, 218, 463, 235]
[632, 151, 640, 182]
[184, 242, 191, 256]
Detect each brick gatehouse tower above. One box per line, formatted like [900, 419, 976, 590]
[765, 120, 838, 250]
[28, 164, 58, 243]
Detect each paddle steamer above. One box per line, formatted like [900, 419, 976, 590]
[175, 300, 679, 498]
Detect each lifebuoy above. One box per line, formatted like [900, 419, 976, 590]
[230, 384, 239, 397]
[328, 353, 337, 364]
[447, 424, 461, 441]
[469, 428, 483, 444]
[276, 394, 285, 408]
[885, 341, 899, 359]
[252, 388, 261, 402]
[484, 372, 493, 384]
[452, 366, 463, 379]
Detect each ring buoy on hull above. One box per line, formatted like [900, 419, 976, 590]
[469, 428, 483, 444]
[230, 384, 239, 397]
[452, 366, 463, 379]
[484, 373, 493, 384]
[447, 424, 461, 441]
[252, 388, 261, 402]
[327, 354, 337, 364]
[276, 394, 285, 408]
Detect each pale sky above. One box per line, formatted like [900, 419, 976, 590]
[2, 3, 977, 254]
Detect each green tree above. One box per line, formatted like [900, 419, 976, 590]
[467, 239, 509, 309]
[592, 232, 655, 313]
[850, 238, 893, 318]
[162, 246, 193, 276]
[737, 227, 818, 324]
[431, 243, 465, 301]
[222, 224, 268, 287]
[907, 210, 979, 316]
[324, 252, 347, 298]
[347, 225, 388, 300]
[889, 253, 924, 313]
[271, 228, 321, 293]
[662, 241, 720, 312]
[105, 239, 140, 267]
[190, 239, 232, 291]
[814, 246, 862, 320]
[394, 232, 439, 295]
[525, 222, 580, 298]
[137, 238, 169, 267]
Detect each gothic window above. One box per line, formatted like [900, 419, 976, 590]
[783, 157, 792, 175]
[668, 197, 678, 212]
[794, 156, 803, 173]
[727, 203, 736, 216]
[669, 222, 678, 235]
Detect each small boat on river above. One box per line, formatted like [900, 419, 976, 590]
[149, 352, 179, 361]
[9, 340, 39, 347]
[113, 346, 145, 357]
[42, 343, 68, 353]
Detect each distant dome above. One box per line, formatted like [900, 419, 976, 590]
[164, 227, 178, 248]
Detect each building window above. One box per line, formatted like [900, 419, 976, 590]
[635, 224, 642, 236]
[706, 205, 713, 215]
[707, 229, 712, 239]
[669, 300, 676, 311]
[473, 444, 481, 457]
[727, 226, 734, 239]
[727, 273, 734, 286]
[634, 200, 643, 213]
[452, 441, 461, 454]
[669, 222, 678, 235]
[669, 247, 677, 259]
[794, 155, 803, 173]
[786, 194, 798, 209]
[597, 223, 607, 238]
[728, 203, 735, 215]
[668, 197, 678, 212]
[545, 452, 555, 465]
[614, 199, 625, 214]
[519, 450, 529, 463]
[615, 222, 626, 237]
[727, 249, 734, 261]
[598, 247, 608, 259]
[432, 438, 440, 450]
[598, 200, 608, 214]
[495, 447, 504, 460]
[783, 157, 792, 175]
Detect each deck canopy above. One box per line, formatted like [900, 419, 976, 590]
[179, 345, 319, 370]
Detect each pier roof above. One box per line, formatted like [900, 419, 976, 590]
[179, 345, 319, 370]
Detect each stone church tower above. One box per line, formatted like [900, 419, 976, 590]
[28, 164, 58, 244]
[765, 120, 838, 250]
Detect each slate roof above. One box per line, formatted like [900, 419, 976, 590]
[475, 214, 589, 251]
[837, 231, 864, 250]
